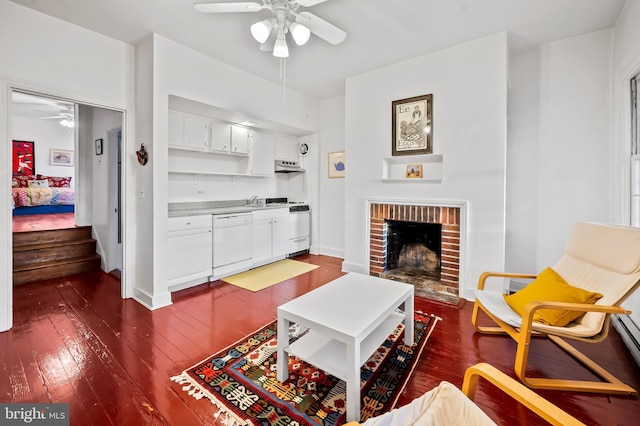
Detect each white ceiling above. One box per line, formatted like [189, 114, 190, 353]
[10, 0, 627, 99]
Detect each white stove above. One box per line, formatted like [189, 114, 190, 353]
[288, 202, 310, 256]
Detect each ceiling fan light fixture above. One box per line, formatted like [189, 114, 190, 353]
[59, 119, 75, 128]
[273, 36, 289, 57]
[250, 19, 273, 43]
[288, 21, 310, 46]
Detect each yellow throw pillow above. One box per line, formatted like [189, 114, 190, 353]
[503, 267, 603, 326]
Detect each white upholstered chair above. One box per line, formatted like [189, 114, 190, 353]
[472, 222, 640, 394]
[344, 363, 584, 426]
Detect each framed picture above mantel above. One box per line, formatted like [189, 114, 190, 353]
[391, 93, 433, 156]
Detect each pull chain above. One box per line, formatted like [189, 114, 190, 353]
[280, 57, 287, 100]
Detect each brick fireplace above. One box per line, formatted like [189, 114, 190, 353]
[369, 202, 462, 304]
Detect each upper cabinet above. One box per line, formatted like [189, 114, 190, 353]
[168, 110, 185, 148]
[168, 109, 296, 177]
[275, 135, 299, 161]
[250, 131, 276, 176]
[230, 126, 250, 156]
[183, 115, 210, 150]
[210, 120, 231, 153]
[169, 110, 244, 155]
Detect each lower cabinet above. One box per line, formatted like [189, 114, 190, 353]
[252, 208, 290, 267]
[167, 215, 212, 290]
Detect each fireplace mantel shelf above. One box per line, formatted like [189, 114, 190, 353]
[381, 178, 444, 183]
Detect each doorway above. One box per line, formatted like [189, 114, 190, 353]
[10, 89, 125, 283]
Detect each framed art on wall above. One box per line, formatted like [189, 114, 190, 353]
[328, 151, 345, 178]
[406, 164, 423, 178]
[49, 149, 74, 166]
[392, 93, 433, 156]
[12, 140, 35, 176]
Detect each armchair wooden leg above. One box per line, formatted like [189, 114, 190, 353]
[472, 301, 511, 335]
[514, 334, 637, 395]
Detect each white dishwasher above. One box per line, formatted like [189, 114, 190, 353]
[212, 212, 253, 278]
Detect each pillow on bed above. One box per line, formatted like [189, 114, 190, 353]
[37, 175, 72, 188]
[27, 179, 49, 189]
[12, 175, 35, 188]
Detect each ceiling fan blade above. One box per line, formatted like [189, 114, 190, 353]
[295, 11, 346, 45]
[194, 2, 263, 13]
[296, 0, 329, 6]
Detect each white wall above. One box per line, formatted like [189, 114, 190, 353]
[11, 116, 75, 185]
[506, 29, 614, 273]
[89, 107, 124, 270]
[342, 33, 508, 298]
[0, 0, 135, 332]
[318, 95, 346, 258]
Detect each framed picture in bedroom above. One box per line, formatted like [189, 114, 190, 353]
[49, 149, 74, 166]
[12, 140, 35, 176]
[391, 94, 433, 156]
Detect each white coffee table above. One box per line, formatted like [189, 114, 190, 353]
[276, 273, 414, 422]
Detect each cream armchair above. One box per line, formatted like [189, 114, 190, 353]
[472, 222, 640, 394]
[344, 363, 584, 426]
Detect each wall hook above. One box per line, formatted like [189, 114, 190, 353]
[136, 143, 148, 166]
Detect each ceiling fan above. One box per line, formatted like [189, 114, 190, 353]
[37, 106, 75, 128]
[194, 0, 346, 58]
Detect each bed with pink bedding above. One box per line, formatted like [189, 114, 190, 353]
[11, 174, 75, 215]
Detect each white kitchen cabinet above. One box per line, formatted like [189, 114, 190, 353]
[231, 126, 250, 155]
[210, 120, 231, 153]
[167, 215, 212, 290]
[252, 208, 290, 267]
[272, 216, 290, 258]
[252, 218, 273, 265]
[183, 115, 210, 150]
[275, 135, 299, 160]
[168, 110, 185, 148]
[250, 130, 276, 176]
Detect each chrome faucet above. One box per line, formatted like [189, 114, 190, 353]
[249, 195, 259, 205]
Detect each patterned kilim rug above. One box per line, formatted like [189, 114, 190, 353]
[171, 311, 440, 426]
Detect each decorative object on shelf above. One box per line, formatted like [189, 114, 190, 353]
[193, 1, 346, 59]
[392, 93, 433, 156]
[12, 140, 35, 176]
[328, 150, 345, 178]
[299, 142, 309, 156]
[406, 164, 423, 179]
[136, 143, 149, 166]
[95, 138, 103, 156]
[49, 149, 74, 167]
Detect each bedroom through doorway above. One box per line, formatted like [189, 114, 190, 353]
[10, 90, 124, 279]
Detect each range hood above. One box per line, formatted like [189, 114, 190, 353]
[275, 159, 305, 173]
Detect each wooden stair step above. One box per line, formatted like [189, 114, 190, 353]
[13, 254, 101, 273]
[13, 238, 97, 253]
[13, 226, 93, 247]
[13, 239, 98, 267]
[13, 254, 101, 285]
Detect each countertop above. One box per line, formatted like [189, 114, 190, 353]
[168, 203, 289, 218]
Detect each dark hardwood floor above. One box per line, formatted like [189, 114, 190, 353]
[1, 254, 639, 425]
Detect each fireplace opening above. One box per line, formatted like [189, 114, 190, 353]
[369, 202, 461, 305]
[381, 221, 442, 286]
